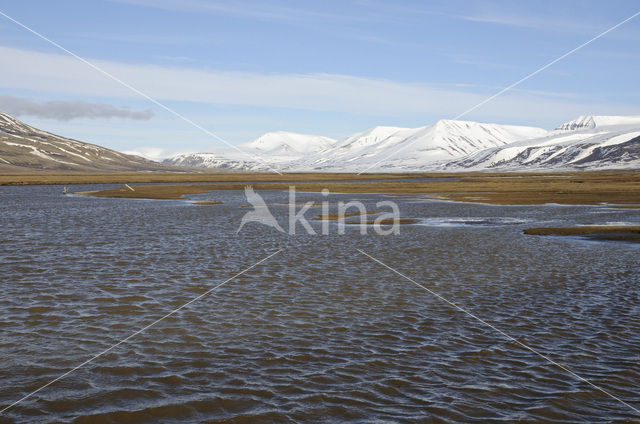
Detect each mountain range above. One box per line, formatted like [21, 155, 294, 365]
[164, 115, 640, 172]
[451, 116, 640, 171]
[167, 131, 335, 171]
[0, 111, 638, 173]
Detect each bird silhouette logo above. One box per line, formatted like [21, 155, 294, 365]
[237, 186, 285, 233]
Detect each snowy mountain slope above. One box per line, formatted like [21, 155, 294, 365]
[338, 126, 410, 150]
[450, 115, 640, 170]
[163, 152, 256, 170]
[163, 114, 640, 172]
[555, 115, 640, 131]
[0, 112, 167, 172]
[242, 131, 335, 156]
[11, 107, 637, 174]
[289, 120, 547, 171]
[163, 131, 336, 169]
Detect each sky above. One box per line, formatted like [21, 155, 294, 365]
[0, 0, 639, 159]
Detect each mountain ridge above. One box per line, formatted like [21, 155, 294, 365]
[165, 115, 639, 172]
[1, 111, 638, 173]
[451, 116, 640, 171]
[0, 112, 170, 172]
[164, 119, 550, 171]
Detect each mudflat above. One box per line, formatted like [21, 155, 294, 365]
[313, 211, 380, 221]
[524, 226, 640, 243]
[191, 201, 224, 205]
[346, 218, 420, 225]
[60, 170, 640, 206]
[0, 172, 422, 186]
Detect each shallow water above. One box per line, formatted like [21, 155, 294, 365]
[1, 185, 639, 423]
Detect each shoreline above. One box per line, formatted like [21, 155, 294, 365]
[524, 226, 640, 243]
[0, 172, 453, 186]
[56, 170, 640, 206]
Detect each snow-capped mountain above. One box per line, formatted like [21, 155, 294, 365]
[291, 120, 547, 171]
[554, 115, 640, 131]
[451, 115, 640, 170]
[166, 115, 639, 172]
[163, 131, 336, 170]
[4, 109, 637, 173]
[164, 152, 252, 170]
[338, 126, 409, 149]
[164, 120, 549, 172]
[0, 112, 165, 172]
[242, 131, 335, 157]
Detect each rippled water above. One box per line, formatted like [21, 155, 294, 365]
[1, 185, 639, 423]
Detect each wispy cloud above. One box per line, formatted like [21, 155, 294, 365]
[73, 31, 197, 46]
[376, 2, 634, 37]
[582, 49, 640, 60]
[0, 45, 635, 128]
[109, 0, 372, 24]
[447, 53, 517, 71]
[462, 11, 604, 34]
[0, 95, 154, 121]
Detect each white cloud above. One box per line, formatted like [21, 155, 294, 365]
[459, 8, 640, 41]
[462, 11, 594, 32]
[379, 3, 639, 40]
[109, 0, 366, 24]
[0, 45, 636, 128]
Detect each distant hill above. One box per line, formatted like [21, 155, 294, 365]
[290, 120, 547, 171]
[164, 131, 336, 171]
[451, 115, 640, 171]
[0, 112, 169, 172]
[4, 110, 637, 174]
[165, 120, 548, 171]
[164, 116, 640, 172]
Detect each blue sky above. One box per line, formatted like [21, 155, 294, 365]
[0, 0, 639, 158]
